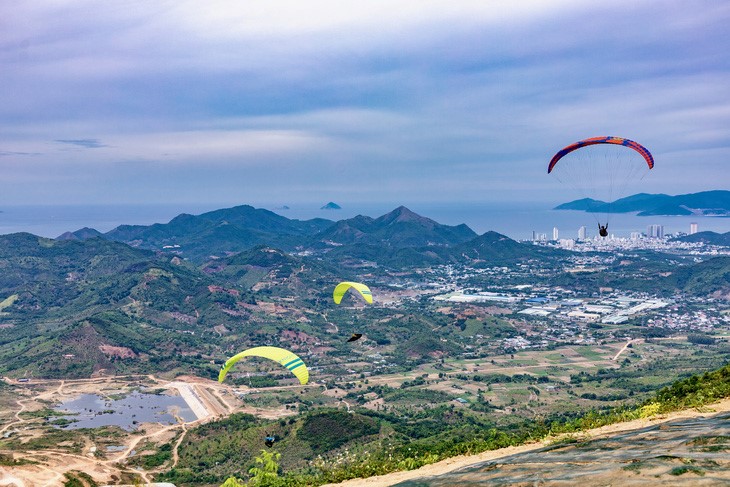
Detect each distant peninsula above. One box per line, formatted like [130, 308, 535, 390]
[321, 202, 342, 210]
[555, 190, 730, 217]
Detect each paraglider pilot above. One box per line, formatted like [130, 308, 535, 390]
[598, 223, 608, 237]
[264, 434, 276, 448]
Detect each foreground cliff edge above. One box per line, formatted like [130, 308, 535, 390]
[325, 397, 730, 486]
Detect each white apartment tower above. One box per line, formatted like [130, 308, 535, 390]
[578, 226, 587, 240]
[647, 224, 664, 238]
[690, 222, 698, 235]
[553, 227, 559, 240]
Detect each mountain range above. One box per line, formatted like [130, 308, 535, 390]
[54, 204, 552, 267]
[555, 190, 730, 216]
[0, 204, 728, 379]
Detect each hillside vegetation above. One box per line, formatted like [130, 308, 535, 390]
[156, 361, 730, 486]
[1, 219, 728, 380]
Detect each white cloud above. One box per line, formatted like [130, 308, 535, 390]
[0, 0, 729, 205]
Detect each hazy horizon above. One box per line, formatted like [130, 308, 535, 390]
[1, 197, 727, 241]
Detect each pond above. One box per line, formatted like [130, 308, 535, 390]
[53, 390, 196, 431]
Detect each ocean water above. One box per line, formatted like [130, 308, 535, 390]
[0, 202, 727, 241]
[274, 202, 730, 240]
[0, 203, 223, 239]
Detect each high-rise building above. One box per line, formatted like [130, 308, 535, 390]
[558, 239, 575, 249]
[578, 226, 586, 240]
[630, 232, 641, 240]
[553, 227, 559, 240]
[690, 222, 698, 235]
[647, 224, 664, 238]
[532, 230, 537, 241]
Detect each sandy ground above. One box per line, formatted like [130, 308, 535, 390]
[324, 397, 730, 487]
[0, 375, 244, 487]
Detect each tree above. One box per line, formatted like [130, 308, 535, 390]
[220, 478, 245, 487]
[247, 449, 281, 486]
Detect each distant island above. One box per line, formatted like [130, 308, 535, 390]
[321, 202, 342, 210]
[556, 190, 730, 216]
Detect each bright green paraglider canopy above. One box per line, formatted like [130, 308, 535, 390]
[333, 281, 373, 305]
[218, 346, 309, 385]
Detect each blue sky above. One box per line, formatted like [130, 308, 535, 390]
[1, 1, 728, 208]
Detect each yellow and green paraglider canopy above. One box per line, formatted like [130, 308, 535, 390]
[218, 346, 309, 385]
[333, 281, 373, 305]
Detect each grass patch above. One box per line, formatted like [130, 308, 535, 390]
[669, 466, 704, 476]
[0, 452, 36, 466]
[0, 294, 18, 312]
[20, 408, 69, 420]
[572, 347, 606, 361]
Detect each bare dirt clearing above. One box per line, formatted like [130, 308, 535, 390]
[0, 374, 247, 486]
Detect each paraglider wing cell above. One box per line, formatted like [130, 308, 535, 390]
[333, 281, 373, 305]
[218, 346, 309, 385]
[547, 136, 654, 174]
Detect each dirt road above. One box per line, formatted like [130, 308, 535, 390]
[0, 375, 223, 486]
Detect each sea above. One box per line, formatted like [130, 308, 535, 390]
[0, 202, 727, 241]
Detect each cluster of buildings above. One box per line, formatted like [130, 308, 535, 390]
[647, 308, 730, 331]
[426, 258, 727, 352]
[434, 291, 520, 304]
[517, 294, 670, 325]
[559, 235, 726, 255]
[413, 223, 728, 354]
[434, 287, 672, 327]
[530, 227, 727, 256]
[532, 222, 701, 243]
[493, 291, 726, 352]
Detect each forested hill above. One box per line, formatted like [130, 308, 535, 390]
[555, 190, 730, 216]
[315, 206, 477, 248]
[674, 231, 730, 246]
[55, 204, 555, 267]
[0, 233, 350, 379]
[552, 255, 730, 298]
[101, 204, 334, 261]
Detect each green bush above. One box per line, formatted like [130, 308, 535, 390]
[297, 410, 379, 453]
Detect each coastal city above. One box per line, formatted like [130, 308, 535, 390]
[379, 220, 730, 359]
[531, 222, 729, 256]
